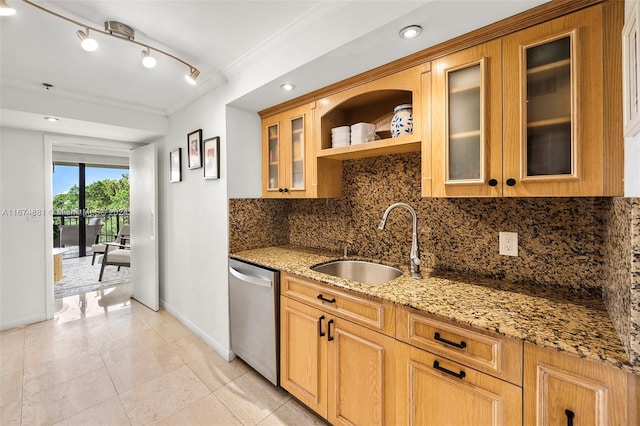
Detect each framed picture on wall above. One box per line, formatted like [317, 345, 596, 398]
[203, 136, 220, 180]
[169, 148, 182, 182]
[187, 129, 203, 169]
[623, 0, 640, 137]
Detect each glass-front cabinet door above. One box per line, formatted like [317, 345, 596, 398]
[288, 115, 305, 192]
[523, 37, 572, 178]
[432, 39, 502, 197]
[261, 104, 311, 198]
[503, 6, 610, 196]
[267, 122, 280, 190]
[262, 114, 283, 197]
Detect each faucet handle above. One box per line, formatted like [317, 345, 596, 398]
[343, 244, 349, 258]
[413, 256, 420, 266]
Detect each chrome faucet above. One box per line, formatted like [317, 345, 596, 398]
[378, 202, 422, 279]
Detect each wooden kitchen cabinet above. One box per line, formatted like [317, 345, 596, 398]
[262, 103, 314, 198]
[524, 342, 631, 426]
[280, 274, 397, 425]
[396, 344, 522, 426]
[280, 296, 327, 417]
[430, 3, 623, 197]
[396, 305, 523, 386]
[431, 39, 502, 197]
[315, 64, 429, 161]
[502, 2, 623, 196]
[396, 305, 523, 425]
[281, 272, 395, 335]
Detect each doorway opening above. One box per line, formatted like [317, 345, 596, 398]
[52, 162, 131, 300]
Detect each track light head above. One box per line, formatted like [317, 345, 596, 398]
[141, 48, 157, 68]
[19, 1, 201, 84]
[77, 28, 98, 51]
[0, 0, 16, 16]
[185, 68, 200, 85]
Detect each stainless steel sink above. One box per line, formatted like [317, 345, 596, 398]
[311, 260, 402, 285]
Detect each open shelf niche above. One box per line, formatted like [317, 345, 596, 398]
[318, 89, 421, 160]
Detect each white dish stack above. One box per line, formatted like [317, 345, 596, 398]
[331, 126, 350, 148]
[350, 122, 376, 145]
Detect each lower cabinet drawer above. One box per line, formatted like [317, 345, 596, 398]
[281, 272, 395, 335]
[397, 344, 523, 426]
[396, 305, 523, 385]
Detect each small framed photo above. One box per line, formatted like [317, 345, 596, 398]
[203, 136, 220, 180]
[169, 148, 181, 183]
[187, 129, 203, 169]
[623, 1, 640, 137]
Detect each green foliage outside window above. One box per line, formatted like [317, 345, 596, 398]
[53, 174, 130, 245]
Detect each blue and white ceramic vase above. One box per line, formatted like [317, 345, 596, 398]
[390, 104, 413, 137]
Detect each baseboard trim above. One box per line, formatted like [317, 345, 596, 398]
[1, 312, 48, 331]
[160, 297, 235, 362]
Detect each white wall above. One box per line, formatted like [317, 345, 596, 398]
[0, 128, 48, 329]
[158, 89, 234, 358]
[226, 106, 262, 199]
[625, 135, 640, 196]
[625, 0, 640, 196]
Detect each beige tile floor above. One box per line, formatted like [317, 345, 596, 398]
[0, 284, 326, 426]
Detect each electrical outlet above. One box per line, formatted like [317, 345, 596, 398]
[499, 232, 518, 256]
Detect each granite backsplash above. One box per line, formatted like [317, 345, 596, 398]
[228, 152, 640, 363]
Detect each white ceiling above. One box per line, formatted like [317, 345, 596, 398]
[0, 0, 548, 149]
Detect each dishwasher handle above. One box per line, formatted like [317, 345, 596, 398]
[229, 266, 273, 288]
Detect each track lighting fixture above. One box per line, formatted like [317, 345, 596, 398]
[77, 28, 98, 52]
[15, 0, 200, 84]
[0, 0, 16, 16]
[141, 48, 157, 69]
[185, 68, 200, 85]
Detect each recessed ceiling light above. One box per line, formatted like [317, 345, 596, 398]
[44, 116, 60, 122]
[280, 83, 295, 91]
[399, 25, 422, 39]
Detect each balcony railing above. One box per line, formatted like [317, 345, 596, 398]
[53, 210, 130, 249]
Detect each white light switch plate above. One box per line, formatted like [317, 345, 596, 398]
[499, 232, 518, 256]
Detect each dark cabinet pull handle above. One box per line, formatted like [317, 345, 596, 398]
[278, 188, 284, 192]
[434, 332, 467, 349]
[327, 319, 334, 341]
[433, 360, 466, 380]
[283, 188, 289, 193]
[506, 178, 516, 186]
[317, 294, 336, 303]
[565, 410, 575, 426]
[318, 315, 326, 337]
[488, 179, 498, 187]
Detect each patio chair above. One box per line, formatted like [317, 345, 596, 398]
[91, 224, 130, 265]
[98, 241, 130, 281]
[59, 217, 103, 248]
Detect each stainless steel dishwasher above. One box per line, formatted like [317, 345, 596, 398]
[228, 258, 279, 386]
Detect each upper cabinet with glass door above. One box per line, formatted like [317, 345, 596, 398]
[431, 3, 623, 198]
[502, 3, 623, 196]
[431, 39, 503, 197]
[262, 104, 313, 198]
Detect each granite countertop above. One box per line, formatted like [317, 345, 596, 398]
[230, 245, 640, 376]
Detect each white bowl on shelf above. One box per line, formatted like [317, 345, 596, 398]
[332, 133, 350, 146]
[351, 122, 376, 134]
[351, 132, 376, 145]
[331, 141, 350, 148]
